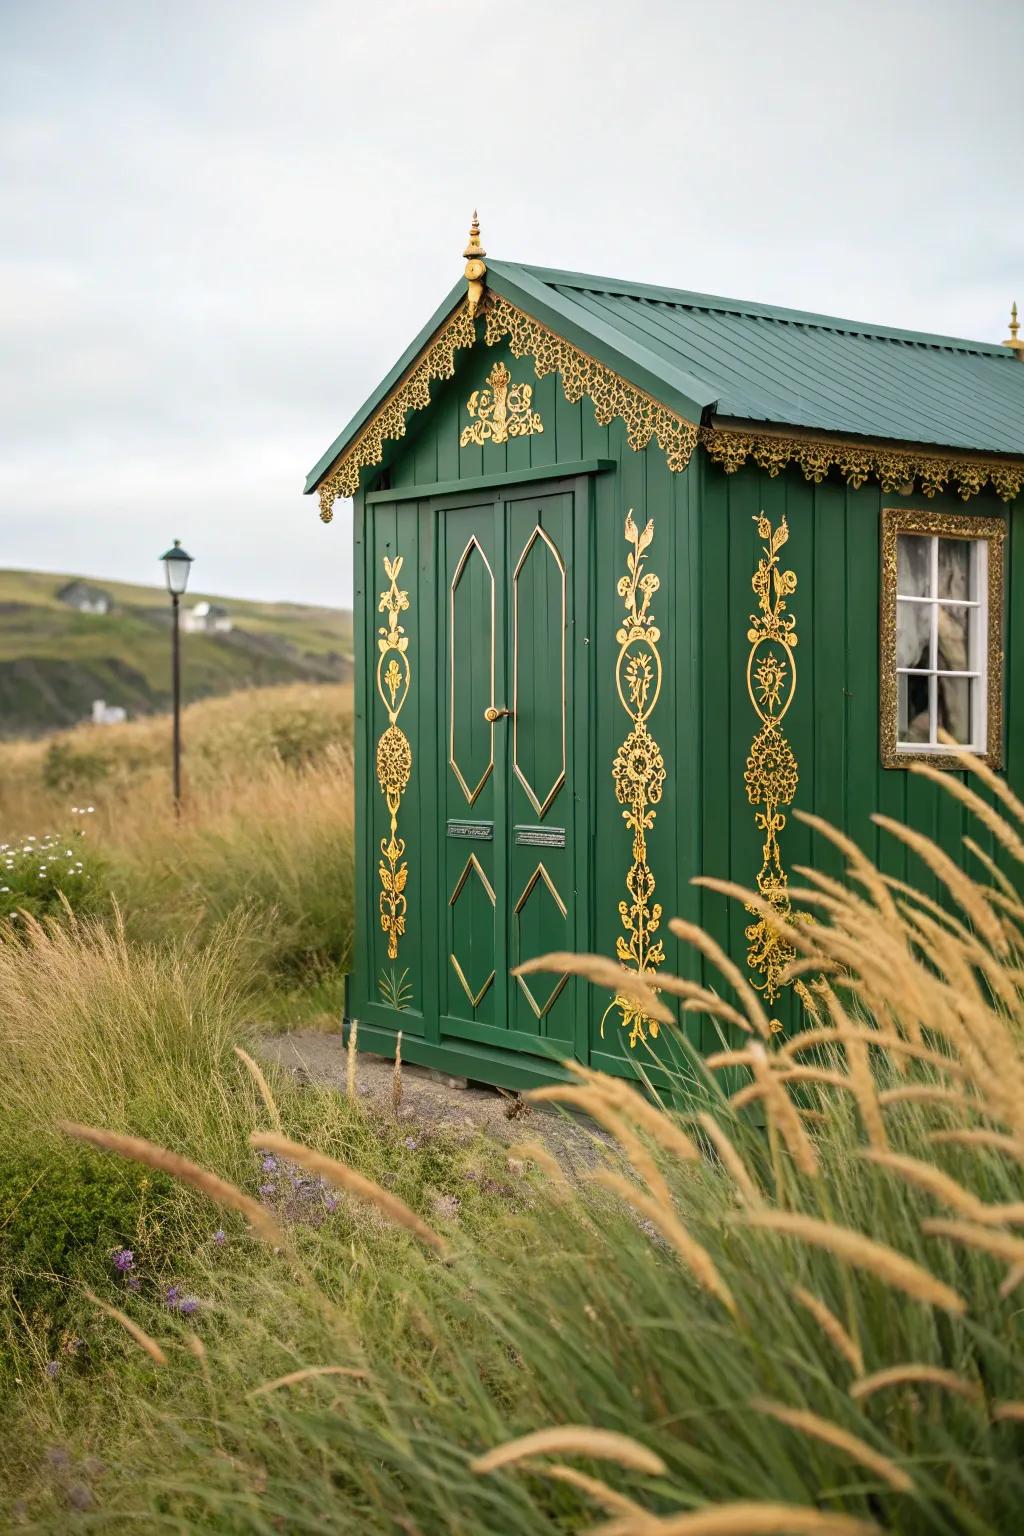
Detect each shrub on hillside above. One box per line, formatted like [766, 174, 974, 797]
[41, 740, 110, 794]
[0, 820, 104, 927]
[0, 1141, 174, 1349]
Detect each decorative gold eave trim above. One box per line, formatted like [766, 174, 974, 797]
[318, 302, 477, 520]
[315, 293, 702, 521]
[700, 424, 1024, 504]
[482, 293, 700, 472]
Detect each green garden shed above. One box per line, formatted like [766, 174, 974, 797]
[305, 218, 1024, 1090]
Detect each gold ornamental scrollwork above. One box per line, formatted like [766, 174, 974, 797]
[315, 292, 702, 520]
[701, 425, 1024, 505]
[460, 361, 543, 447]
[318, 303, 477, 519]
[602, 511, 666, 1050]
[743, 513, 807, 1012]
[483, 293, 699, 472]
[375, 555, 413, 962]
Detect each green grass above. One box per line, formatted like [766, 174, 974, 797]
[4, 687, 1024, 1531]
[0, 567, 352, 738]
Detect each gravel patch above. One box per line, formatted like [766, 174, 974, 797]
[255, 1030, 606, 1171]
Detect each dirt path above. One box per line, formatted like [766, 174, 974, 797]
[256, 1030, 605, 1170]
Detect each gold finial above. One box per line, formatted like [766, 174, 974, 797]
[1003, 300, 1024, 358]
[463, 210, 487, 320]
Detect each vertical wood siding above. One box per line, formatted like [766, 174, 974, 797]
[350, 333, 1021, 1075]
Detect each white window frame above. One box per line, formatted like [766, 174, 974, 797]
[880, 507, 1005, 770]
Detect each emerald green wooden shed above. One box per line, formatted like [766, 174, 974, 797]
[306, 219, 1024, 1090]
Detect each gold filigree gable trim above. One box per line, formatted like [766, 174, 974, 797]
[701, 425, 1024, 504]
[743, 513, 807, 1012]
[376, 556, 413, 963]
[483, 292, 699, 471]
[318, 303, 477, 520]
[879, 507, 1006, 771]
[601, 511, 666, 1051]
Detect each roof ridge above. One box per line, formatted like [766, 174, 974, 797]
[507, 261, 1012, 358]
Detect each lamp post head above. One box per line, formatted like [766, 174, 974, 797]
[161, 539, 194, 597]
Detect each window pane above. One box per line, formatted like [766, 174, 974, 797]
[936, 604, 971, 672]
[897, 535, 930, 597]
[898, 672, 931, 743]
[936, 538, 973, 602]
[896, 599, 930, 669]
[937, 674, 973, 745]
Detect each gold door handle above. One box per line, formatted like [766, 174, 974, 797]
[484, 705, 512, 723]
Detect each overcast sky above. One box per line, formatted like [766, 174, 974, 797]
[2, 0, 1022, 608]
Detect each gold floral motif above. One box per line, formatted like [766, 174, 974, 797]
[602, 511, 666, 1049]
[483, 292, 699, 472]
[376, 556, 413, 962]
[879, 507, 1006, 770]
[743, 513, 805, 1008]
[460, 361, 543, 447]
[702, 426, 1024, 504]
[318, 304, 477, 520]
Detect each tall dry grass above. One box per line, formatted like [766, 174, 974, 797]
[0, 908, 262, 1170]
[0, 683, 356, 990]
[0, 682, 353, 835]
[9, 754, 1021, 1533]
[112, 744, 356, 979]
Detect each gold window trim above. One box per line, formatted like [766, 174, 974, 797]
[880, 507, 1006, 770]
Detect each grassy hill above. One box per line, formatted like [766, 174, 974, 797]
[0, 568, 353, 738]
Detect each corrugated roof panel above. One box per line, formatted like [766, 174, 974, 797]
[515, 265, 1024, 456]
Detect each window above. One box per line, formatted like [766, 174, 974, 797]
[880, 508, 1005, 768]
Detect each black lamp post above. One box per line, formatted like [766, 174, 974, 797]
[160, 540, 194, 814]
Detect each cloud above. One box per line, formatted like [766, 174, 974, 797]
[2, 0, 1022, 607]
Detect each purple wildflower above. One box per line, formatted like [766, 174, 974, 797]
[111, 1247, 134, 1273]
[403, 1136, 420, 1151]
[125, 1275, 141, 1293]
[261, 1154, 278, 1173]
[258, 1182, 276, 1197]
[45, 1360, 60, 1379]
[213, 1229, 226, 1246]
[67, 1482, 93, 1511]
[164, 1285, 199, 1315]
[324, 1196, 338, 1213]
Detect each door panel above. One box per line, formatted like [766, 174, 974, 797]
[449, 535, 495, 806]
[507, 492, 576, 1045]
[512, 523, 566, 818]
[438, 484, 584, 1057]
[441, 503, 505, 1031]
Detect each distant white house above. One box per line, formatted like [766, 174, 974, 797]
[57, 580, 113, 615]
[91, 699, 127, 726]
[182, 600, 233, 634]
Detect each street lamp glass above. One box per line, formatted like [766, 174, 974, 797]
[161, 540, 194, 596]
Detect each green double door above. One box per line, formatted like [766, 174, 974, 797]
[437, 482, 589, 1061]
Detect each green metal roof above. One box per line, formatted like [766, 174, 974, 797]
[306, 261, 1024, 493]
[500, 262, 1024, 457]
